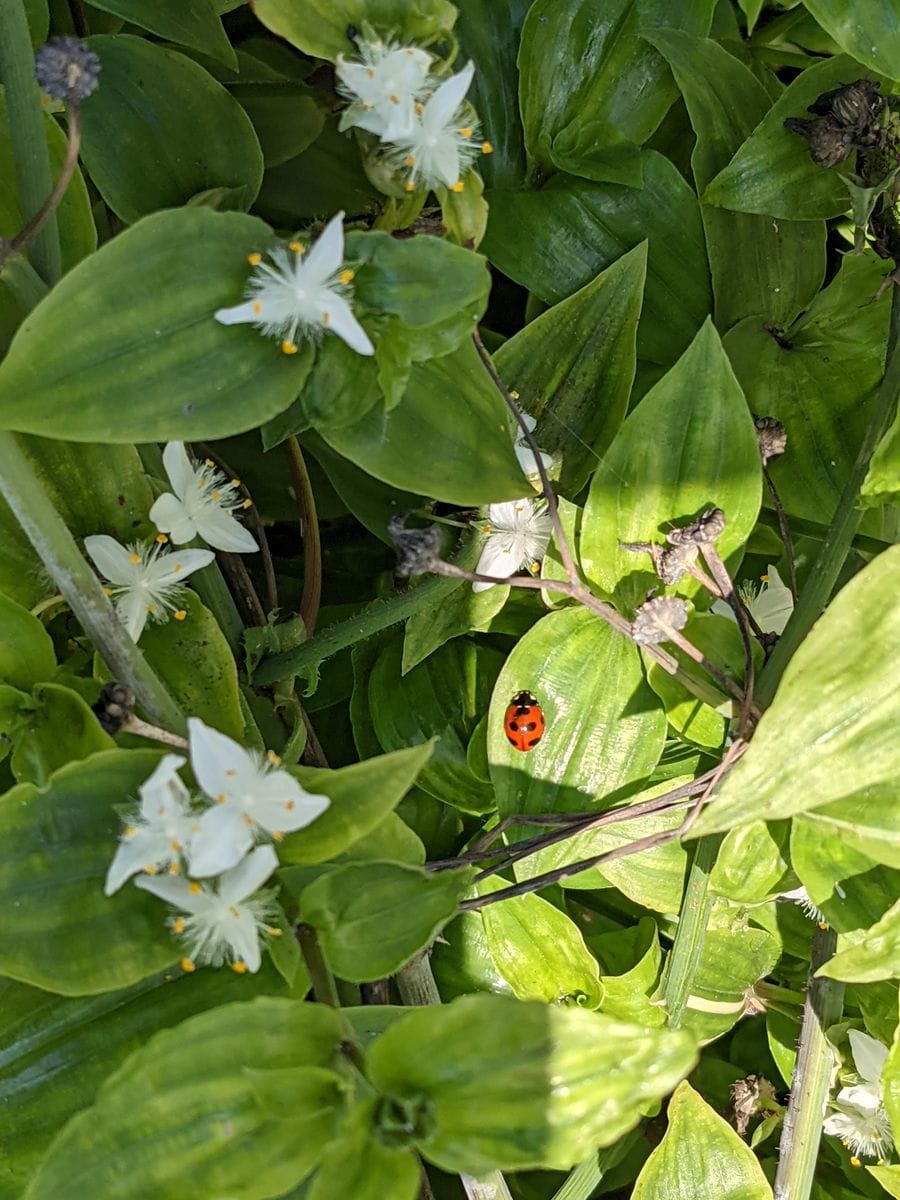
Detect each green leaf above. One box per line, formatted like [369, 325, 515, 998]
[0, 208, 313, 442]
[80, 37, 263, 224]
[704, 55, 872, 219]
[22, 998, 347, 1200]
[483, 151, 712, 367]
[791, 816, 899, 933]
[0, 591, 55, 689]
[582, 319, 761, 610]
[307, 1100, 420, 1200]
[299, 861, 472, 982]
[317, 340, 529, 504]
[692, 547, 900, 835]
[431, 910, 514, 1000]
[648, 29, 826, 332]
[801, 0, 900, 79]
[0, 749, 181, 994]
[251, 0, 457, 61]
[487, 606, 666, 817]
[797, 786, 900, 871]
[86, 0, 237, 69]
[518, 0, 716, 184]
[710, 821, 792, 903]
[494, 243, 645, 493]
[863, 386, 900, 506]
[869, 1165, 900, 1199]
[10, 682, 114, 786]
[594, 917, 665, 1027]
[679, 912, 781, 1041]
[478, 878, 603, 1007]
[818, 899, 900, 983]
[366, 993, 697, 1174]
[279, 743, 434, 863]
[631, 1080, 773, 1199]
[231, 82, 325, 169]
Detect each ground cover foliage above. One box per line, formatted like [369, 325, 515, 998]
[0, 1, 899, 1198]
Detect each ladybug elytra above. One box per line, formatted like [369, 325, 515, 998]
[504, 691, 545, 752]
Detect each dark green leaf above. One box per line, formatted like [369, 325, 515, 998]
[231, 82, 325, 169]
[0, 592, 55, 689]
[818, 899, 900, 983]
[87, 0, 237, 68]
[10, 682, 113, 786]
[801, 0, 900, 78]
[307, 1100, 420, 1200]
[252, 0, 457, 61]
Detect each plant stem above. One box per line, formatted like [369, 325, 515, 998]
[758, 287, 900, 706]
[0, 0, 62, 283]
[0, 431, 183, 730]
[286, 435, 322, 636]
[773, 927, 844, 1200]
[295, 923, 340, 1007]
[663, 834, 721, 1028]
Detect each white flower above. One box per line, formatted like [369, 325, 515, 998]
[84, 535, 214, 642]
[389, 61, 487, 192]
[186, 718, 330, 877]
[336, 39, 432, 141]
[104, 755, 196, 895]
[823, 1031, 893, 1160]
[514, 413, 553, 483]
[712, 564, 793, 634]
[149, 442, 258, 554]
[472, 498, 553, 593]
[780, 885, 827, 925]
[136, 844, 279, 973]
[214, 211, 374, 358]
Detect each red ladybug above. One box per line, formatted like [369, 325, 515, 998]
[504, 691, 545, 752]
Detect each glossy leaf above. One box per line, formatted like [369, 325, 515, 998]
[693, 547, 900, 835]
[0, 208, 313, 443]
[299, 861, 472, 981]
[231, 82, 325, 169]
[818, 899, 900, 983]
[679, 914, 781, 1042]
[797, 786, 900, 870]
[802, 0, 900, 78]
[252, 0, 456, 60]
[710, 821, 792, 903]
[87, 0, 236, 67]
[484, 151, 711, 366]
[308, 1100, 420, 1200]
[431, 910, 514, 1000]
[594, 918, 665, 1027]
[10, 682, 114, 786]
[22, 998, 347, 1200]
[631, 1081, 773, 1199]
[494, 243, 645, 493]
[0, 591, 55, 689]
[487, 606, 666, 817]
[80, 37, 263, 223]
[863, 387, 900, 506]
[0, 749, 180, 994]
[582, 319, 762, 610]
[366, 994, 697, 1174]
[791, 817, 900, 935]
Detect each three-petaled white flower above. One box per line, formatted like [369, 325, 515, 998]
[149, 442, 258, 554]
[514, 413, 554, 483]
[214, 211, 374, 358]
[472, 498, 553, 593]
[104, 754, 197, 896]
[780, 885, 827, 925]
[823, 1030, 894, 1161]
[136, 843, 279, 974]
[712, 564, 793, 635]
[186, 718, 330, 877]
[389, 61, 487, 192]
[336, 39, 432, 141]
[84, 535, 214, 642]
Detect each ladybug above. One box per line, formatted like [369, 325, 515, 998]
[504, 691, 545, 752]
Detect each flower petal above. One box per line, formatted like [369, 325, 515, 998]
[250, 775, 330, 835]
[225, 908, 263, 972]
[425, 61, 474, 128]
[188, 718, 260, 802]
[145, 547, 215, 587]
[104, 833, 160, 895]
[134, 872, 197, 909]
[117, 587, 151, 642]
[84, 534, 134, 585]
[320, 292, 374, 356]
[137, 753, 188, 819]
[193, 504, 259, 554]
[218, 844, 279, 904]
[214, 300, 260, 327]
[162, 442, 195, 499]
[302, 211, 345, 288]
[149, 493, 197, 545]
[848, 1030, 888, 1086]
[837, 1083, 881, 1115]
[188, 803, 254, 876]
[473, 536, 521, 592]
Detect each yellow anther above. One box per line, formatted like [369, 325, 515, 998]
[850, 1157, 861, 1168]
[481, 525, 491, 534]
[266, 750, 282, 766]
[288, 240, 304, 253]
[155, 533, 168, 544]
[231, 478, 240, 487]
[285, 800, 295, 812]
[247, 251, 262, 266]
[173, 917, 186, 934]
[243, 814, 254, 826]
[509, 389, 520, 399]
[173, 610, 187, 621]
[415, 101, 424, 114]
[225, 768, 237, 777]
[458, 126, 473, 137]
[102, 586, 113, 595]
[481, 141, 493, 155]
[405, 154, 416, 166]
[322, 311, 330, 327]
[231, 960, 248, 974]
[281, 340, 299, 355]
[129, 553, 141, 564]
[366, 68, 375, 79]
[189, 882, 202, 894]
[205, 458, 215, 468]
[216, 793, 226, 804]
[211, 490, 222, 501]
[405, 181, 415, 192]
[530, 561, 540, 576]
[273, 831, 283, 842]
[228, 905, 239, 918]
[266, 926, 283, 937]
[242, 498, 253, 509]
[389, 93, 400, 104]
[168, 862, 180, 875]
[252, 300, 262, 316]
[170, 839, 181, 852]
[817, 920, 828, 929]
[339, 268, 355, 284]
[180, 957, 196, 973]
[146, 604, 156, 614]
[145, 864, 158, 875]
[124, 824, 136, 838]
[173, 563, 182, 573]
[452, 181, 465, 193]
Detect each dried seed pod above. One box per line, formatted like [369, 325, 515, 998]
[34, 36, 101, 103]
[754, 416, 788, 465]
[666, 508, 726, 548]
[92, 681, 134, 734]
[388, 512, 443, 576]
[631, 595, 689, 645]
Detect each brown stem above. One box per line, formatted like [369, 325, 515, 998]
[699, 543, 757, 734]
[67, 0, 88, 36]
[763, 467, 799, 603]
[218, 550, 267, 627]
[122, 715, 189, 750]
[286, 436, 321, 636]
[661, 622, 757, 713]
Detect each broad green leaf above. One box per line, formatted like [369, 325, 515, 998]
[649, 29, 825, 332]
[252, 0, 456, 61]
[487, 606, 666, 817]
[0, 591, 55, 689]
[863, 392, 900, 506]
[0, 965, 289, 1196]
[22, 998, 347, 1200]
[594, 918, 665, 1027]
[231, 82, 325, 169]
[431, 910, 514, 1000]
[366, 994, 697, 1175]
[308, 1100, 420, 1200]
[631, 1081, 773, 1199]
[279, 743, 433, 863]
[483, 151, 711, 366]
[582, 319, 762, 610]
[0, 208, 313, 443]
[679, 912, 781, 1042]
[802, 0, 900, 78]
[710, 821, 792, 902]
[767, 1008, 801, 1089]
[86, 0, 237, 68]
[791, 817, 900, 934]
[10, 682, 114, 786]
[0, 749, 180, 993]
[80, 37, 263, 223]
[798, 786, 900, 871]
[138, 592, 243, 740]
[869, 1165, 900, 1199]
[692, 547, 900, 835]
[22, 0, 48, 45]
[299, 861, 472, 981]
[494, 243, 645, 493]
[478, 878, 602, 1007]
[704, 55, 873, 219]
[518, 0, 716, 184]
[818, 899, 900, 983]
[0, 95, 95, 274]
[724, 253, 890, 530]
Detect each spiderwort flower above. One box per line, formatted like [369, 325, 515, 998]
[186, 718, 330, 877]
[472, 498, 553, 593]
[336, 39, 432, 141]
[104, 755, 196, 896]
[136, 844, 280, 973]
[712, 564, 794, 635]
[823, 1031, 894, 1161]
[214, 211, 374, 357]
[84, 535, 214, 642]
[149, 442, 258, 554]
[780, 885, 827, 925]
[514, 413, 554, 483]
